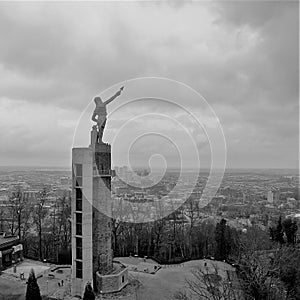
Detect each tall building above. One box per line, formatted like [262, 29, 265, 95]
[267, 190, 274, 204]
[242, 192, 246, 204]
[71, 126, 128, 297]
[273, 188, 280, 204]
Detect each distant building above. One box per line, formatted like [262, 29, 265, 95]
[22, 190, 39, 202]
[292, 176, 300, 185]
[267, 190, 273, 204]
[287, 197, 297, 208]
[60, 176, 69, 186]
[0, 194, 8, 207]
[0, 233, 23, 270]
[273, 189, 280, 204]
[242, 192, 246, 204]
[115, 186, 129, 195]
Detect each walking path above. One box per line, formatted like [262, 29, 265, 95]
[0, 259, 71, 300]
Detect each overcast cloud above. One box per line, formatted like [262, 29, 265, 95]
[0, 1, 298, 169]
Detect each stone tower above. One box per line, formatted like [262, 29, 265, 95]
[92, 141, 113, 276]
[71, 126, 128, 298]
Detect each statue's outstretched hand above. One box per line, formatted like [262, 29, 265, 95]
[116, 86, 124, 96]
[104, 87, 124, 105]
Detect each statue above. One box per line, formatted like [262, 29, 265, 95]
[92, 87, 124, 142]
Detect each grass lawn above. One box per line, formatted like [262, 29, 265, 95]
[129, 260, 235, 300]
[0, 276, 26, 300]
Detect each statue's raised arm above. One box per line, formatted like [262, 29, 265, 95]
[104, 86, 124, 106]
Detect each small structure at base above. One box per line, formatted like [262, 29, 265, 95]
[96, 262, 128, 293]
[0, 233, 23, 270]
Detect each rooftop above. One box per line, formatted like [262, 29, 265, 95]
[0, 235, 19, 247]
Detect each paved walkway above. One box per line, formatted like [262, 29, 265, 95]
[0, 259, 71, 300]
[0, 259, 236, 300]
[3, 260, 50, 279]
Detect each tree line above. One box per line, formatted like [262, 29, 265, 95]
[2, 187, 71, 264]
[173, 215, 300, 300]
[4, 186, 300, 299]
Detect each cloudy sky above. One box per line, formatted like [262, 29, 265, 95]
[0, 1, 298, 169]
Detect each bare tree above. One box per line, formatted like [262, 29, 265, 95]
[231, 233, 287, 300]
[4, 188, 33, 241]
[33, 188, 48, 261]
[174, 263, 242, 300]
[183, 198, 199, 258]
[5, 188, 22, 236]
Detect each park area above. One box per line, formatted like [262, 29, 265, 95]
[0, 259, 71, 300]
[130, 259, 236, 300]
[0, 258, 237, 300]
[3, 260, 50, 279]
[99, 259, 237, 300]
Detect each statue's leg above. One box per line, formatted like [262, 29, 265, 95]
[97, 118, 107, 142]
[98, 127, 103, 141]
[101, 119, 106, 130]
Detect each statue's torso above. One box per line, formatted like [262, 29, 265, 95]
[94, 103, 107, 116]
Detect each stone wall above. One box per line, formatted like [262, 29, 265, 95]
[95, 266, 129, 294]
[92, 143, 113, 285]
[92, 203, 113, 275]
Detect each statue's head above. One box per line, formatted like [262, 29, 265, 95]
[94, 96, 103, 104]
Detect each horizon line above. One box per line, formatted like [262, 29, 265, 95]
[0, 165, 299, 171]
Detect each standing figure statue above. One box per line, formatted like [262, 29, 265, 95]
[92, 86, 124, 142]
